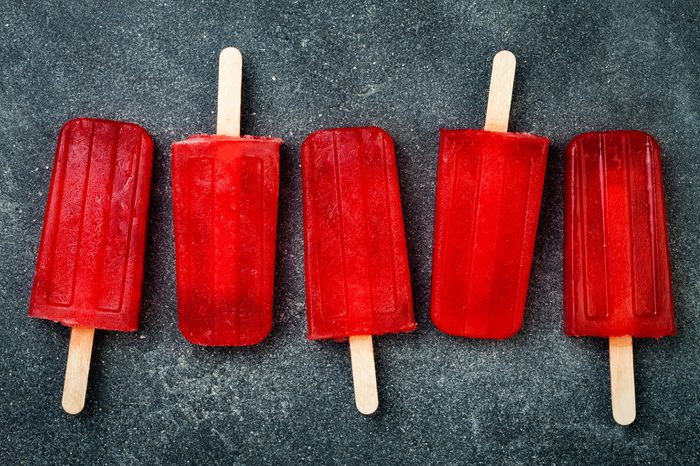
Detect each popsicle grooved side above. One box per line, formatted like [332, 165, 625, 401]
[180, 158, 193, 328]
[380, 134, 399, 316]
[215, 156, 228, 340]
[484, 147, 509, 335]
[504, 153, 534, 332]
[179, 158, 191, 320]
[357, 137, 375, 319]
[624, 134, 638, 321]
[208, 157, 216, 338]
[600, 134, 612, 319]
[257, 158, 265, 338]
[115, 134, 144, 311]
[44, 125, 72, 305]
[440, 138, 461, 317]
[68, 121, 96, 307]
[214, 155, 225, 340]
[227, 155, 266, 340]
[645, 136, 660, 317]
[306, 161, 325, 321]
[462, 147, 485, 336]
[574, 141, 586, 328]
[332, 133, 351, 323]
[579, 140, 594, 321]
[94, 125, 121, 310]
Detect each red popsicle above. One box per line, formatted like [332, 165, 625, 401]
[430, 51, 549, 339]
[171, 47, 282, 346]
[172, 136, 281, 346]
[564, 130, 674, 424]
[302, 126, 416, 414]
[29, 117, 154, 413]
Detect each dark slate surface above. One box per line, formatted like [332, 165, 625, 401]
[1, 0, 698, 464]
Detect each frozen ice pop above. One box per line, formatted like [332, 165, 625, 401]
[171, 47, 282, 346]
[430, 51, 549, 339]
[302, 126, 416, 414]
[29, 117, 154, 413]
[172, 136, 281, 345]
[564, 130, 674, 424]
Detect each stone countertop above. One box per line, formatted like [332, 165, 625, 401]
[1, 0, 698, 463]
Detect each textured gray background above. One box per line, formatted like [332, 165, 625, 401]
[1, 0, 698, 464]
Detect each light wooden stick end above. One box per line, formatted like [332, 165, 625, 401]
[349, 335, 379, 415]
[62, 327, 95, 415]
[484, 50, 516, 133]
[216, 47, 243, 137]
[609, 335, 636, 426]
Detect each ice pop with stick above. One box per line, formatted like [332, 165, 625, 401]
[301, 126, 416, 414]
[430, 51, 549, 339]
[30, 117, 154, 414]
[171, 48, 282, 346]
[564, 130, 675, 425]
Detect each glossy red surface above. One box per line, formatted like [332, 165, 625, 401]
[430, 129, 549, 339]
[171, 135, 282, 346]
[301, 127, 416, 340]
[564, 131, 675, 337]
[29, 118, 154, 331]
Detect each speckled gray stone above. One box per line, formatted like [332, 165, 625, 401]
[0, 0, 698, 464]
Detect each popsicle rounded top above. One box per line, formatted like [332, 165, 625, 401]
[60, 117, 154, 140]
[301, 126, 416, 340]
[29, 117, 154, 331]
[564, 130, 675, 338]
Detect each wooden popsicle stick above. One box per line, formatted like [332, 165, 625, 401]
[484, 50, 516, 133]
[62, 327, 95, 415]
[609, 335, 636, 425]
[349, 335, 379, 415]
[217, 47, 243, 137]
